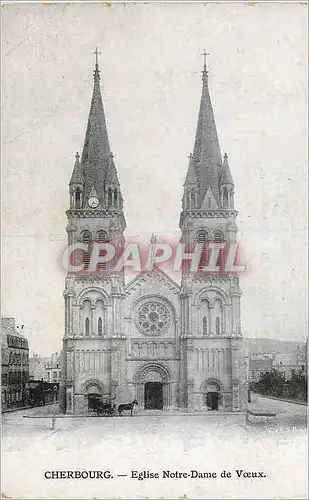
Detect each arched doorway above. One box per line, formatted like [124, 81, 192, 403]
[144, 382, 163, 410]
[134, 363, 171, 410]
[82, 379, 104, 412]
[202, 380, 221, 411]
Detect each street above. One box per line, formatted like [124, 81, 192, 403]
[2, 396, 307, 500]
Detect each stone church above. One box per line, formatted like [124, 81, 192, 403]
[59, 54, 248, 414]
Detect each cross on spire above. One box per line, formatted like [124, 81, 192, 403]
[201, 49, 210, 83]
[201, 49, 210, 68]
[93, 47, 101, 67]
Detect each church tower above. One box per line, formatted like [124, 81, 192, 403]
[59, 51, 127, 413]
[179, 53, 247, 411]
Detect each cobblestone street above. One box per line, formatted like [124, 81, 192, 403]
[2, 397, 307, 500]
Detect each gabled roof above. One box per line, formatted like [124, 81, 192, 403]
[125, 265, 180, 294]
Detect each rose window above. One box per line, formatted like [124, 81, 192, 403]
[136, 302, 171, 335]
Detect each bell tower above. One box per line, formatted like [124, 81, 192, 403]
[179, 52, 246, 412]
[60, 50, 126, 413]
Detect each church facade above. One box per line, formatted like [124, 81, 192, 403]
[59, 55, 248, 414]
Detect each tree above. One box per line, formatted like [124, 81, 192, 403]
[252, 369, 286, 397]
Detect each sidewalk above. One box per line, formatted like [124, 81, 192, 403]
[254, 393, 307, 407]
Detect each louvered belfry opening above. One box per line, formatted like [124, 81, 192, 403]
[97, 230, 108, 273]
[82, 231, 92, 270]
[213, 230, 224, 272]
[197, 230, 208, 273]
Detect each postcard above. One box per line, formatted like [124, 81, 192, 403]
[1, 2, 308, 499]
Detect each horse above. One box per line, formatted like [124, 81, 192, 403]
[118, 399, 138, 417]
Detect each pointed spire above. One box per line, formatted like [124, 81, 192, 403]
[105, 152, 120, 186]
[220, 152, 234, 185]
[184, 153, 198, 186]
[69, 152, 83, 185]
[191, 52, 222, 206]
[81, 49, 111, 203]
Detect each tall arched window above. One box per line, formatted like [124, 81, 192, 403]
[108, 189, 112, 207]
[197, 231, 208, 271]
[214, 299, 223, 335]
[96, 300, 105, 336]
[203, 316, 208, 335]
[97, 231, 108, 272]
[82, 231, 92, 270]
[98, 317, 103, 336]
[216, 317, 220, 335]
[213, 231, 224, 268]
[201, 299, 210, 335]
[75, 188, 81, 208]
[223, 187, 228, 208]
[85, 318, 90, 336]
[82, 300, 91, 335]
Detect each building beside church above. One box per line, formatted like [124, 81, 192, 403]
[1, 317, 29, 410]
[59, 54, 247, 414]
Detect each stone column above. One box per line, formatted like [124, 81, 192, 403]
[91, 305, 95, 335]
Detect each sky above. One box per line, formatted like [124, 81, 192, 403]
[2, 2, 308, 356]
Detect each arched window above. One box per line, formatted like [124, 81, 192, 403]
[203, 316, 207, 335]
[108, 189, 112, 207]
[197, 230, 208, 243]
[97, 231, 108, 272]
[216, 317, 220, 335]
[197, 231, 208, 271]
[223, 187, 228, 208]
[214, 299, 223, 335]
[98, 317, 103, 336]
[201, 299, 210, 335]
[208, 198, 211, 209]
[190, 192, 195, 208]
[96, 300, 105, 336]
[85, 318, 90, 336]
[75, 188, 81, 208]
[82, 231, 92, 270]
[97, 230, 108, 243]
[213, 231, 224, 243]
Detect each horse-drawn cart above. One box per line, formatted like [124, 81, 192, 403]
[88, 394, 117, 416]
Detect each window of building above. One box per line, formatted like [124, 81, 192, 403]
[202, 317, 207, 335]
[75, 188, 81, 208]
[216, 316, 221, 335]
[82, 231, 92, 269]
[197, 230, 208, 243]
[98, 317, 103, 336]
[85, 317, 90, 336]
[97, 231, 108, 272]
[213, 231, 224, 243]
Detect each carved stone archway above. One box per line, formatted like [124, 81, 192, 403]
[134, 363, 172, 410]
[81, 379, 104, 395]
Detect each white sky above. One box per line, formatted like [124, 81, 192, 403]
[2, 2, 308, 356]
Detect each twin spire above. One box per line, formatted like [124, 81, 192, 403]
[70, 49, 234, 212]
[184, 50, 234, 210]
[70, 48, 121, 209]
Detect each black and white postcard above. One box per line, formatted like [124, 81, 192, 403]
[1, 2, 308, 499]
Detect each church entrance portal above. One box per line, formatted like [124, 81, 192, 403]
[144, 382, 163, 410]
[207, 392, 219, 411]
